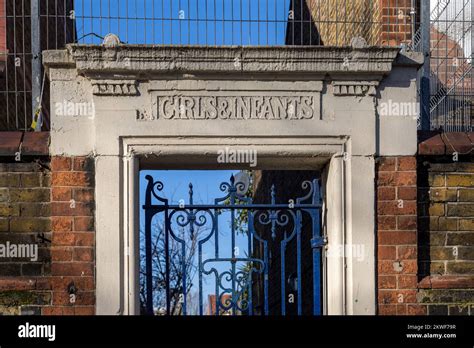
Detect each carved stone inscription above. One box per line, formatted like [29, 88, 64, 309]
[152, 95, 318, 120]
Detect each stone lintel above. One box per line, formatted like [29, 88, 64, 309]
[43, 45, 404, 80]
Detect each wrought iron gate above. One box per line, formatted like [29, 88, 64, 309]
[142, 174, 323, 316]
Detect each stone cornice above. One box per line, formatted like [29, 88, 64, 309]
[43, 45, 403, 79]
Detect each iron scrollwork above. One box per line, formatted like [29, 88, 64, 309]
[143, 174, 323, 316]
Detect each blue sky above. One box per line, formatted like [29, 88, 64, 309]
[74, 0, 290, 45]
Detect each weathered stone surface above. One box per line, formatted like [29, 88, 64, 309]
[45, 45, 402, 76]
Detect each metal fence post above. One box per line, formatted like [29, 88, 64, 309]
[420, 0, 431, 131]
[31, 0, 41, 131]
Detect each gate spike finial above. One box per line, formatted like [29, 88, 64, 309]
[189, 183, 194, 205]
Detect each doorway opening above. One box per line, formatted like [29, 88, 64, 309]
[139, 169, 323, 316]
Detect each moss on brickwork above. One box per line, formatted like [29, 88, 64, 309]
[0, 305, 21, 315]
[0, 290, 51, 307]
[417, 289, 474, 304]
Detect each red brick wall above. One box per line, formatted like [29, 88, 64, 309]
[46, 156, 95, 315]
[377, 150, 474, 316]
[376, 156, 426, 315]
[379, 0, 416, 46]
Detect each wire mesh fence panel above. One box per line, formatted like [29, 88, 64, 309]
[0, 0, 471, 132]
[67, 0, 418, 46]
[0, 0, 32, 131]
[429, 0, 473, 132]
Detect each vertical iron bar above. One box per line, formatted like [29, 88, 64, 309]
[4, 0, 10, 128]
[126, 0, 128, 43]
[214, 276, 219, 315]
[161, 0, 164, 44]
[230, 187, 236, 316]
[22, 0, 27, 130]
[471, 0, 473, 131]
[55, 0, 58, 47]
[90, 0, 93, 43]
[248, 0, 251, 45]
[240, 0, 243, 46]
[145, 211, 154, 315]
[214, 199, 219, 258]
[231, 0, 234, 44]
[198, 243, 203, 315]
[280, 237, 286, 315]
[13, 0, 18, 129]
[312, 179, 322, 315]
[312, 246, 322, 314]
[274, 0, 277, 45]
[214, 0, 216, 45]
[178, 0, 181, 44]
[82, 0, 85, 43]
[165, 208, 171, 315]
[257, 0, 259, 45]
[411, 0, 416, 47]
[263, 243, 269, 315]
[152, 0, 155, 44]
[109, 0, 111, 37]
[420, 0, 431, 131]
[181, 240, 187, 315]
[247, 210, 253, 315]
[187, 0, 190, 45]
[296, 212, 302, 315]
[144, 0, 146, 44]
[444, 2, 448, 130]
[134, 0, 137, 44]
[266, 0, 268, 45]
[205, 0, 208, 45]
[222, 0, 225, 45]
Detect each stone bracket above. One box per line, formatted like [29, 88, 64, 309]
[332, 81, 379, 97]
[92, 80, 138, 96]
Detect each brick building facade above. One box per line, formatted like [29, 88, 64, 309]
[0, 0, 472, 316]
